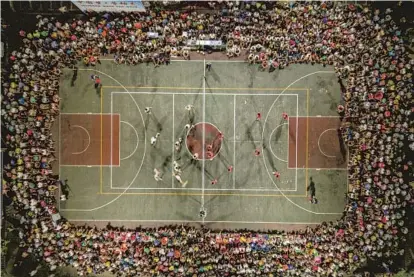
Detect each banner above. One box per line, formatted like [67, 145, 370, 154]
[72, 1, 146, 12]
[147, 32, 159, 38]
[186, 40, 223, 46]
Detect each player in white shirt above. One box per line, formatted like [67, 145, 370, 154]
[151, 132, 160, 146]
[153, 168, 163, 181]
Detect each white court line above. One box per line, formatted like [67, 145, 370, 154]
[295, 94, 298, 191]
[61, 68, 147, 212]
[112, 91, 298, 96]
[201, 58, 206, 223]
[109, 187, 297, 192]
[70, 125, 91, 155]
[269, 123, 288, 163]
[119, 121, 139, 160]
[288, 167, 347, 170]
[318, 128, 338, 158]
[233, 95, 236, 189]
[172, 94, 175, 189]
[67, 219, 322, 224]
[261, 70, 341, 215]
[101, 59, 246, 63]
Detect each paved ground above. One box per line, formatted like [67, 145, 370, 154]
[55, 59, 347, 230]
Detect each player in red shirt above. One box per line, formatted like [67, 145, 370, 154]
[272, 171, 280, 179]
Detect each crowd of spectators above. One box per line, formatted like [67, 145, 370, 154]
[1, 1, 413, 276]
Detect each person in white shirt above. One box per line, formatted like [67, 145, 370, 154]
[151, 133, 160, 146]
[153, 168, 162, 181]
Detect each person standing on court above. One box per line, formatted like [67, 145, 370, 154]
[151, 133, 160, 147]
[307, 177, 317, 204]
[94, 75, 101, 89]
[206, 62, 212, 71]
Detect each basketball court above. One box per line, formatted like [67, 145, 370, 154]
[55, 60, 348, 230]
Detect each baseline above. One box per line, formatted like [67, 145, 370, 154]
[112, 91, 300, 96]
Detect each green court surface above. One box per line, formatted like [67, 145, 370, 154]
[56, 60, 348, 230]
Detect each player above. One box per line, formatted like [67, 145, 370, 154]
[185, 105, 194, 111]
[206, 151, 214, 160]
[175, 138, 183, 152]
[206, 62, 212, 71]
[256, 112, 262, 121]
[151, 133, 160, 146]
[254, 148, 261, 156]
[173, 161, 182, 174]
[173, 171, 188, 187]
[185, 124, 194, 131]
[144, 107, 152, 114]
[282, 112, 288, 120]
[192, 153, 199, 160]
[206, 144, 213, 151]
[154, 168, 163, 181]
[227, 165, 233, 173]
[272, 171, 280, 179]
[211, 179, 218, 185]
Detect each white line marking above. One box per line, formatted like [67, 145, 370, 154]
[268, 123, 288, 163]
[233, 95, 236, 189]
[318, 128, 337, 158]
[172, 94, 175, 189]
[70, 125, 91, 155]
[119, 121, 139, 160]
[112, 91, 299, 96]
[295, 94, 298, 191]
[67, 219, 323, 224]
[112, 91, 298, 96]
[201, 58, 206, 223]
[261, 71, 341, 215]
[100, 59, 246, 63]
[61, 68, 147, 212]
[109, 187, 298, 192]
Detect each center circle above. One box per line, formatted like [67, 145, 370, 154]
[186, 122, 222, 160]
